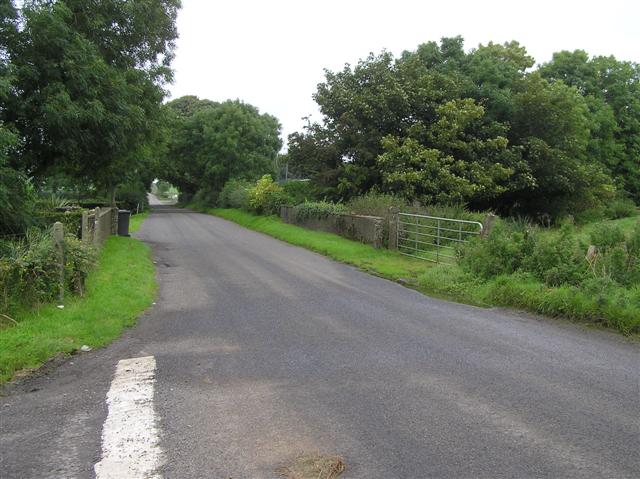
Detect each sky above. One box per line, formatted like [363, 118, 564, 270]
[168, 0, 640, 148]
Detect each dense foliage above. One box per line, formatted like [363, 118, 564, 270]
[293, 201, 347, 222]
[287, 37, 639, 220]
[0, 0, 180, 220]
[0, 228, 96, 312]
[162, 96, 282, 204]
[248, 175, 289, 215]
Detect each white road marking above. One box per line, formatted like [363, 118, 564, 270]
[94, 356, 164, 479]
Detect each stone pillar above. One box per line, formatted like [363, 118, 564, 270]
[388, 207, 399, 250]
[481, 213, 497, 238]
[94, 207, 101, 246]
[52, 222, 64, 304]
[111, 207, 118, 235]
[81, 210, 89, 243]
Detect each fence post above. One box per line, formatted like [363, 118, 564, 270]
[481, 213, 497, 238]
[388, 207, 398, 250]
[52, 222, 64, 304]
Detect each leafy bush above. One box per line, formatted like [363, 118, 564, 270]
[590, 224, 625, 252]
[192, 188, 218, 208]
[116, 183, 149, 212]
[604, 197, 638, 220]
[421, 204, 487, 223]
[460, 221, 536, 279]
[346, 192, 408, 219]
[218, 179, 252, 209]
[0, 164, 35, 235]
[293, 201, 347, 222]
[34, 194, 71, 211]
[0, 228, 96, 312]
[587, 221, 640, 286]
[282, 180, 320, 204]
[249, 175, 291, 215]
[522, 225, 586, 286]
[33, 209, 85, 238]
[63, 234, 97, 294]
[74, 199, 111, 209]
[462, 217, 640, 293]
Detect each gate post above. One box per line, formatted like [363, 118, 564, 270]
[388, 207, 399, 250]
[481, 213, 497, 238]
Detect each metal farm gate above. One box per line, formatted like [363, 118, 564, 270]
[396, 212, 483, 264]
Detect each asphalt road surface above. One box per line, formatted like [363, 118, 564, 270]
[1, 206, 639, 478]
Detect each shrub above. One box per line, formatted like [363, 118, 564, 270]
[346, 192, 407, 219]
[63, 234, 97, 294]
[293, 201, 347, 222]
[0, 228, 96, 312]
[116, 183, 149, 212]
[421, 203, 487, 223]
[282, 180, 319, 204]
[218, 179, 252, 209]
[587, 221, 640, 286]
[604, 197, 638, 220]
[74, 199, 111, 209]
[590, 224, 625, 253]
[460, 221, 535, 279]
[33, 209, 84, 238]
[34, 194, 71, 211]
[192, 188, 218, 208]
[0, 164, 35, 235]
[523, 225, 587, 286]
[573, 206, 606, 225]
[249, 175, 291, 215]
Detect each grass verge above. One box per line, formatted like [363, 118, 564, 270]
[0, 236, 156, 384]
[205, 208, 639, 335]
[129, 210, 149, 233]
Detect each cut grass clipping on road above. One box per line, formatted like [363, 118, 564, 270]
[0, 236, 156, 384]
[206, 208, 639, 335]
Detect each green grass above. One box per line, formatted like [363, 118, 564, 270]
[205, 208, 639, 335]
[129, 210, 149, 233]
[0, 236, 156, 384]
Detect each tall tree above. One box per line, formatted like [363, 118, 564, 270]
[163, 97, 282, 203]
[540, 51, 640, 201]
[1, 0, 180, 203]
[289, 37, 622, 218]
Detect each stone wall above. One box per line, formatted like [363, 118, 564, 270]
[82, 207, 117, 246]
[280, 206, 384, 248]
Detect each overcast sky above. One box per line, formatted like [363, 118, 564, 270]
[168, 0, 640, 148]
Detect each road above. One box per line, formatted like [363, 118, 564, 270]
[1, 206, 639, 478]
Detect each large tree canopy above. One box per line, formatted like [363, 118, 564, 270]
[162, 97, 282, 202]
[0, 0, 180, 203]
[288, 37, 636, 218]
[540, 50, 640, 199]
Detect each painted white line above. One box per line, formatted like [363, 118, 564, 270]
[94, 356, 164, 479]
